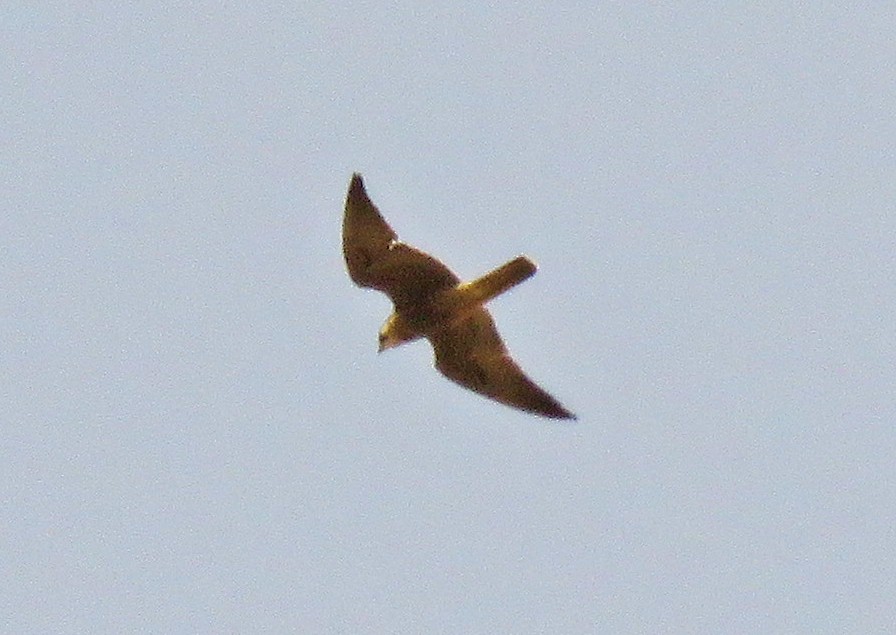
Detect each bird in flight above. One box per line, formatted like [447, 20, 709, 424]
[342, 173, 575, 420]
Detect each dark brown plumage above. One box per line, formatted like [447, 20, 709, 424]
[343, 173, 575, 420]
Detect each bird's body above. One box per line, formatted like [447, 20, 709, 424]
[343, 173, 575, 420]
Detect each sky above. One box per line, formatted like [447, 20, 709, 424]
[3, 3, 895, 633]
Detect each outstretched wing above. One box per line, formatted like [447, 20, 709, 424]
[431, 310, 575, 419]
[343, 173, 459, 307]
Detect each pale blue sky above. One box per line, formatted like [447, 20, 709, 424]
[3, 4, 895, 633]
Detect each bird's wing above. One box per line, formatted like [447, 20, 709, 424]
[343, 173, 458, 307]
[431, 309, 575, 419]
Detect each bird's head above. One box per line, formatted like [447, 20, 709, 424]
[378, 312, 417, 353]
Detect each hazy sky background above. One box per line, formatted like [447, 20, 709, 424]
[3, 4, 894, 633]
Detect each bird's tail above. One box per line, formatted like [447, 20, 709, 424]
[456, 256, 538, 307]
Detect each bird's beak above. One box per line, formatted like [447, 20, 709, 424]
[378, 335, 398, 353]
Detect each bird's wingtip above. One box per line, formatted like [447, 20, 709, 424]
[348, 173, 367, 199]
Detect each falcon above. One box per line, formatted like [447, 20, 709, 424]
[342, 173, 575, 420]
